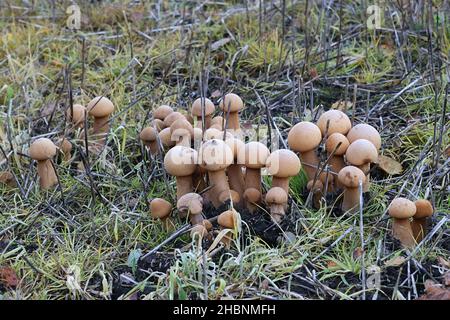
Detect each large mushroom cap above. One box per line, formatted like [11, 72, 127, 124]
[317, 110, 352, 136]
[414, 199, 434, 219]
[288, 122, 322, 152]
[346, 139, 378, 166]
[266, 149, 301, 178]
[140, 127, 157, 142]
[29, 138, 57, 161]
[191, 98, 215, 117]
[150, 198, 172, 219]
[199, 139, 233, 171]
[237, 141, 270, 169]
[154, 105, 174, 120]
[87, 96, 114, 118]
[177, 192, 203, 215]
[218, 93, 244, 113]
[163, 112, 185, 128]
[164, 146, 198, 176]
[326, 133, 349, 155]
[347, 123, 381, 150]
[265, 187, 288, 204]
[225, 137, 245, 160]
[388, 198, 416, 219]
[217, 209, 239, 229]
[66, 104, 86, 125]
[338, 166, 366, 188]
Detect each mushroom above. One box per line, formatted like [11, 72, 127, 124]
[388, 197, 416, 248]
[237, 141, 270, 212]
[412, 199, 434, 242]
[0, 171, 16, 188]
[199, 139, 233, 208]
[345, 139, 378, 192]
[265, 149, 301, 194]
[150, 198, 174, 231]
[317, 110, 352, 136]
[225, 137, 246, 205]
[57, 137, 72, 162]
[218, 189, 241, 205]
[191, 97, 215, 129]
[265, 187, 288, 222]
[170, 118, 193, 147]
[347, 123, 381, 150]
[140, 127, 159, 155]
[66, 104, 86, 129]
[29, 138, 58, 189]
[217, 209, 239, 247]
[154, 105, 174, 122]
[163, 111, 185, 128]
[210, 116, 224, 130]
[177, 192, 204, 225]
[87, 96, 115, 136]
[150, 119, 165, 132]
[158, 127, 176, 149]
[164, 146, 198, 201]
[288, 121, 322, 181]
[243, 188, 261, 213]
[325, 133, 349, 189]
[218, 93, 244, 133]
[307, 180, 324, 209]
[337, 166, 366, 214]
[190, 224, 208, 240]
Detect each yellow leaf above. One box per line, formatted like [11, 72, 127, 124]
[384, 256, 406, 267]
[378, 155, 403, 175]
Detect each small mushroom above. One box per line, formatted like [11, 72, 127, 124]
[265, 149, 301, 194]
[199, 139, 233, 208]
[150, 119, 165, 132]
[345, 139, 378, 192]
[243, 188, 261, 213]
[158, 127, 176, 149]
[191, 97, 215, 129]
[237, 141, 270, 212]
[288, 122, 322, 181]
[265, 187, 288, 222]
[190, 224, 208, 240]
[218, 93, 244, 132]
[87, 96, 115, 136]
[225, 137, 246, 205]
[57, 137, 72, 162]
[412, 199, 434, 242]
[140, 127, 159, 155]
[317, 110, 352, 136]
[346, 123, 381, 150]
[177, 192, 204, 225]
[29, 138, 58, 189]
[337, 166, 366, 214]
[217, 209, 239, 247]
[66, 104, 86, 129]
[218, 189, 241, 205]
[325, 133, 349, 189]
[150, 198, 174, 231]
[163, 111, 185, 128]
[388, 197, 416, 248]
[164, 146, 198, 201]
[170, 118, 194, 147]
[307, 180, 324, 209]
[154, 105, 174, 122]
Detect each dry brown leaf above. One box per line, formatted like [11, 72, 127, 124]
[384, 256, 406, 267]
[331, 100, 353, 111]
[0, 266, 18, 288]
[378, 154, 403, 175]
[437, 257, 450, 269]
[417, 280, 450, 300]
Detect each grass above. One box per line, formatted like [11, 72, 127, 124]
[0, 1, 449, 300]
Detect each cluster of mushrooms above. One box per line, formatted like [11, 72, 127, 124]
[19, 92, 434, 249]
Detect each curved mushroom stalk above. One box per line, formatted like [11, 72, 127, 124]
[87, 96, 115, 147]
[218, 93, 244, 131]
[177, 193, 204, 225]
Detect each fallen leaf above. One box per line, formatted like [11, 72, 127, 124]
[417, 280, 450, 300]
[326, 261, 337, 268]
[331, 100, 353, 111]
[0, 266, 18, 288]
[437, 257, 450, 269]
[378, 154, 403, 175]
[384, 256, 406, 267]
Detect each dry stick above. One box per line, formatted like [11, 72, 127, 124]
[358, 179, 366, 300]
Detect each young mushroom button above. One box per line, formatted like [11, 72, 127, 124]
[29, 138, 58, 190]
[87, 96, 115, 135]
[154, 105, 174, 122]
[337, 166, 366, 214]
[265, 187, 288, 223]
[317, 110, 352, 136]
[139, 127, 159, 155]
[150, 198, 174, 231]
[388, 198, 416, 248]
[288, 122, 322, 181]
[177, 192, 204, 225]
[347, 123, 381, 150]
[265, 149, 301, 194]
[191, 98, 215, 129]
[218, 93, 244, 132]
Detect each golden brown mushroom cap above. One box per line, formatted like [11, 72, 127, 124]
[177, 193, 203, 215]
[243, 187, 261, 203]
[217, 209, 239, 229]
[191, 98, 215, 117]
[265, 149, 301, 178]
[199, 139, 233, 171]
[218, 93, 244, 113]
[29, 138, 57, 161]
[237, 141, 270, 169]
[325, 133, 349, 156]
[414, 199, 434, 219]
[158, 127, 175, 147]
[218, 190, 240, 204]
[66, 104, 86, 125]
[337, 166, 366, 188]
[317, 110, 352, 136]
[347, 123, 381, 150]
[150, 198, 172, 219]
[164, 146, 198, 177]
[87, 96, 114, 118]
[346, 139, 378, 166]
[140, 127, 157, 143]
[288, 122, 322, 152]
[163, 112, 185, 128]
[388, 198, 416, 219]
[225, 137, 245, 160]
[154, 105, 174, 120]
[265, 187, 288, 205]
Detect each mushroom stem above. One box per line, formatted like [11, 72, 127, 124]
[341, 187, 360, 213]
[300, 150, 319, 180]
[329, 156, 345, 187]
[227, 164, 245, 203]
[269, 204, 285, 222]
[272, 176, 289, 194]
[190, 213, 204, 225]
[176, 176, 193, 201]
[392, 218, 415, 248]
[208, 170, 230, 208]
[37, 160, 58, 189]
[245, 168, 261, 194]
[227, 112, 240, 130]
[93, 116, 109, 135]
